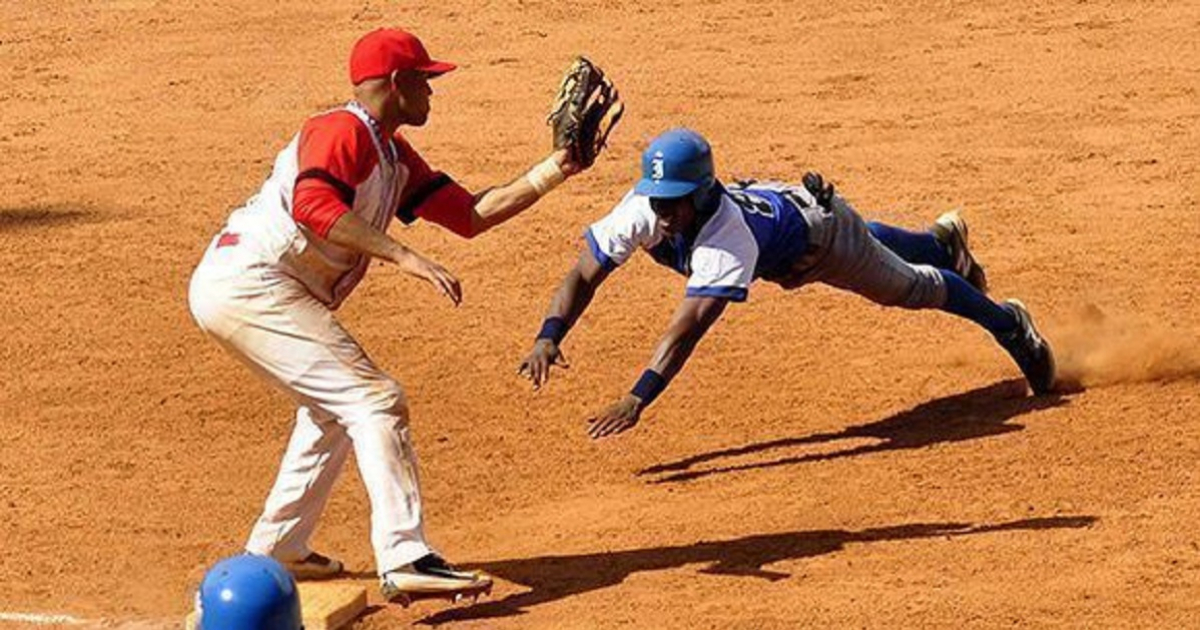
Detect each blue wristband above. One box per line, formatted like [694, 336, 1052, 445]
[630, 370, 666, 405]
[537, 317, 568, 344]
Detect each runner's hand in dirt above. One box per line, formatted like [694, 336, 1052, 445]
[518, 339, 569, 390]
[586, 394, 643, 439]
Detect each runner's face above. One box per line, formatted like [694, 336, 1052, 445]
[650, 195, 695, 235]
[392, 70, 432, 126]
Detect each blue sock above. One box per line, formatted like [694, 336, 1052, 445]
[868, 222, 952, 268]
[939, 270, 1018, 336]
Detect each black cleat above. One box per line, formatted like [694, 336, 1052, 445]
[997, 299, 1057, 395]
[380, 554, 493, 608]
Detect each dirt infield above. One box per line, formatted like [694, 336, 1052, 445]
[2, 0, 1198, 627]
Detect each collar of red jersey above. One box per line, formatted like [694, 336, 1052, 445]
[347, 100, 398, 164]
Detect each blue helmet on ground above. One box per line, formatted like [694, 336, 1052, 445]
[634, 128, 715, 199]
[195, 555, 302, 630]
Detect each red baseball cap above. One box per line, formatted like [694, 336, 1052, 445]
[349, 28, 457, 84]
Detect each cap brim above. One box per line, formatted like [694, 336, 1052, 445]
[418, 60, 457, 77]
[634, 178, 699, 199]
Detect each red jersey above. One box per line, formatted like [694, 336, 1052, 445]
[206, 102, 475, 308]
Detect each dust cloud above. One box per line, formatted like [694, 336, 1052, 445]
[1052, 303, 1200, 389]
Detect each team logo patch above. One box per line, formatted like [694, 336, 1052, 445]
[651, 151, 665, 181]
[216, 232, 240, 248]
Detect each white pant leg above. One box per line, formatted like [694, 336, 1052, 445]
[245, 405, 350, 561]
[347, 420, 429, 572]
[189, 260, 433, 574]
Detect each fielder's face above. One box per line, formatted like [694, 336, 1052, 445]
[391, 70, 433, 126]
[650, 195, 696, 236]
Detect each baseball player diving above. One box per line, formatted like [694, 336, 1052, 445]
[518, 128, 1056, 440]
[188, 29, 617, 605]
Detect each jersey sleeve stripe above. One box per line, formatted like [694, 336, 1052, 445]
[584, 228, 618, 271]
[397, 173, 453, 224]
[296, 168, 356, 206]
[685, 286, 748, 302]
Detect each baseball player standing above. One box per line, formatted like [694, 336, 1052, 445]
[189, 28, 586, 604]
[519, 128, 1055, 439]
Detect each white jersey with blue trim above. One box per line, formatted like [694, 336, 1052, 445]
[585, 181, 815, 302]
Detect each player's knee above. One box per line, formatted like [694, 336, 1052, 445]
[366, 380, 410, 427]
[861, 266, 946, 309]
[187, 275, 224, 334]
[897, 266, 948, 310]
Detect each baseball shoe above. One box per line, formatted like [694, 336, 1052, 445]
[931, 211, 989, 294]
[381, 553, 493, 607]
[997, 299, 1056, 395]
[280, 551, 344, 580]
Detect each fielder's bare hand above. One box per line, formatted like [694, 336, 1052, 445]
[396, 250, 462, 306]
[586, 395, 642, 439]
[518, 339, 569, 390]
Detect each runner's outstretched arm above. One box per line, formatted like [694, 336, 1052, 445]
[587, 295, 728, 439]
[518, 246, 611, 389]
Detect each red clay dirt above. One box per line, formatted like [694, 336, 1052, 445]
[2, 1, 1199, 628]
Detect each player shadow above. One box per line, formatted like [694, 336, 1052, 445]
[0, 205, 92, 231]
[418, 515, 1096, 625]
[639, 379, 1066, 484]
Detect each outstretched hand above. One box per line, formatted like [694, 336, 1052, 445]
[518, 339, 569, 390]
[586, 395, 643, 440]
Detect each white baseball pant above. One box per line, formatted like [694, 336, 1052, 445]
[188, 242, 431, 575]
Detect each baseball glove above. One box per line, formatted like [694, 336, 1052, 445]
[547, 56, 624, 168]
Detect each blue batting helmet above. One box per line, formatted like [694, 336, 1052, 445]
[633, 128, 715, 199]
[195, 555, 303, 630]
